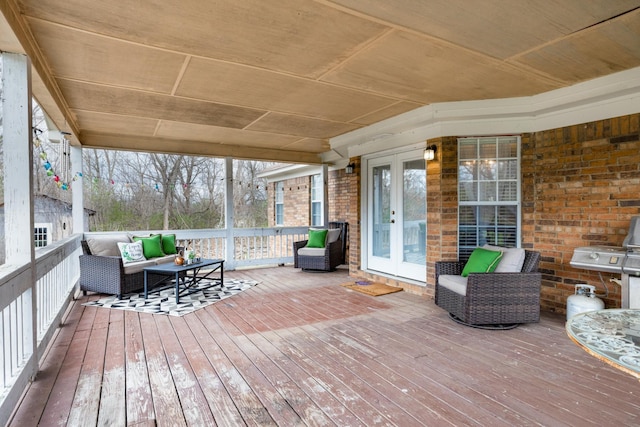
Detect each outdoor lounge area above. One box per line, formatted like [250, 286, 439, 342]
[7, 266, 640, 426]
[2, 2, 640, 426]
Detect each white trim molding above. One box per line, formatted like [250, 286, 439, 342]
[328, 66, 640, 160]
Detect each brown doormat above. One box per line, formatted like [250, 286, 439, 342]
[340, 281, 402, 296]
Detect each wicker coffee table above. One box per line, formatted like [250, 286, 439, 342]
[143, 258, 224, 304]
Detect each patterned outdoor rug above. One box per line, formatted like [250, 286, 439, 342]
[340, 280, 402, 296]
[83, 278, 258, 316]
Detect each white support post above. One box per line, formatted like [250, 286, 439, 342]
[321, 163, 329, 226]
[2, 52, 34, 266]
[70, 145, 85, 234]
[1, 52, 37, 418]
[224, 157, 235, 270]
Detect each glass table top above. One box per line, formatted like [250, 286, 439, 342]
[566, 309, 640, 379]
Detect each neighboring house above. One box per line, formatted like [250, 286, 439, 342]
[261, 164, 332, 228]
[0, 194, 94, 263]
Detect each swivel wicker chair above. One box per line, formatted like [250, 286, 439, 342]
[293, 221, 347, 272]
[435, 250, 541, 328]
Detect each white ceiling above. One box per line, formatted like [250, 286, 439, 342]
[1, 0, 639, 163]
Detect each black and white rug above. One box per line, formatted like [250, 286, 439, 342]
[82, 278, 258, 317]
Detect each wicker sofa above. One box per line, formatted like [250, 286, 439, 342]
[435, 249, 541, 327]
[80, 233, 179, 298]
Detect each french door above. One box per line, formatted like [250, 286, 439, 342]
[366, 150, 426, 282]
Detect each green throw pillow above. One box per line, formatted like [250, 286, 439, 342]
[133, 234, 165, 258]
[161, 234, 177, 255]
[461, 248, 503, 277]
[307, 229, 328, 248]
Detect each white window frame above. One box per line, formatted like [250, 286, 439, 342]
[34, 222, 52, 248]
[310, 174, 323, 227]
[457, 136, 521, 260]
[275, 181, 284, 226]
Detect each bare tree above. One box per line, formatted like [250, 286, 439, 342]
[149, 153, 183, 230]
[233, 160, 273, 227]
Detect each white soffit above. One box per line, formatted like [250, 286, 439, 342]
[330, 66, 640, 159]
[257, 164, 322, 182]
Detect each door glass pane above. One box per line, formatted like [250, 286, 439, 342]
[372, 165, 391, 258]
[402, 159, 426, 265]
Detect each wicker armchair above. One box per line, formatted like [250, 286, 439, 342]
[293, 221, 348, 272]
[435, 250, 541, 327]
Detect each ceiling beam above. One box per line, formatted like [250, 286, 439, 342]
[80, 132, 323, 164]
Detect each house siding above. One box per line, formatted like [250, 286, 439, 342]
[0, 195, 92, 264]
[267, 177, 311, 227]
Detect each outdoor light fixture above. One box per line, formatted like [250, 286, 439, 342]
[345, 162, 355, 174]
[424, 145, 437, 161]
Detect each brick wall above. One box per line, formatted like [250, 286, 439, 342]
[424, 114, 640, 313]
[330, 160, 360, 273]
[527, 114, 640, 313]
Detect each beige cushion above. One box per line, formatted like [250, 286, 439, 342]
[87, 234, 131, 257]
[122, 255, 175, 275]
[298, 247, 327, 257]
[438, 275, 468, 296]
[327, 228, 341, 243]
[483, 244, 526, 273]
[153, 255, 176, 265]
[123, 259, 158, 275]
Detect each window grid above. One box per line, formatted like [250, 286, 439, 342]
[34, 223, 52, 248]
[458, 136, 521, 260]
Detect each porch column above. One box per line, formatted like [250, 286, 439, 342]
[224, 157, 235, 270]
[2, 52, 34, 265]
[71, 145, 85, 234]
[321, 163, 329, 226]
[1, 52, 37, 414]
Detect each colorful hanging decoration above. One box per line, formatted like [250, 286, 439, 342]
[33, 129, 81, 191]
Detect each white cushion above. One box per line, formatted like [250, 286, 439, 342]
[298, 247, 327, 256]
[483, 244, 526, 273]
[117, 241, 146, 264]
[327, 228, 341, 243]
[438, 275, 468, 296]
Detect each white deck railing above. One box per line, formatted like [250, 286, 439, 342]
[0, 234, 82, 425]
[85, 226, 310, 269]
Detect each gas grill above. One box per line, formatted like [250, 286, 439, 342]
[570, 216, 640, 309]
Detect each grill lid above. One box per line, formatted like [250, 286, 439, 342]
[623, 216, 640, 249]
[570, 246, 626, 273]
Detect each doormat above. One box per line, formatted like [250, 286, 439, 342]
[340, 281, 402, 296]
[82, 279, 258, 317]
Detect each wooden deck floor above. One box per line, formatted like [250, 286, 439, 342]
[8, 267, 640, 426]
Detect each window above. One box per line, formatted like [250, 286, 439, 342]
[458, 136, 520, 260]
[310, 174, 323, 226]
[275, 181, 284, 226]
[34, 223, 52, 248]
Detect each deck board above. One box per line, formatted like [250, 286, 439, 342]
[8, 266, 640, 426]
[123, 310, 155, 425]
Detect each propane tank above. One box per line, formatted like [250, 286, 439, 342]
[566, 284, 604, 320]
